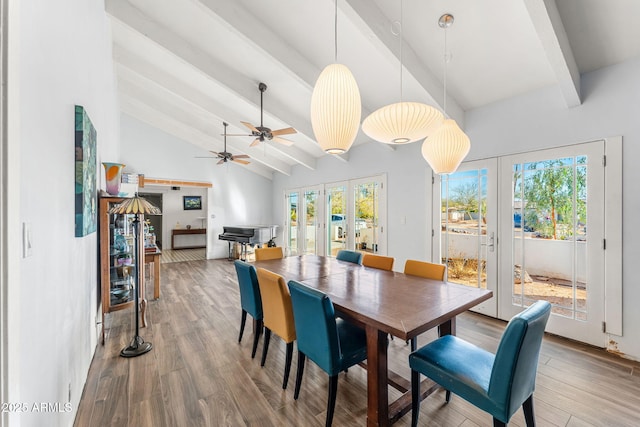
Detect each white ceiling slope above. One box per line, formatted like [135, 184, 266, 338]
[106, 0, 640, 179]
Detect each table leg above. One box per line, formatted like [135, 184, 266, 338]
[366, 325, 389, 427]
[153, 256, 160, 299]
[439, 317, 456, 336]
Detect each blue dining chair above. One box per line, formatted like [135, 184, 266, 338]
[233, 260, 263, 359]
[287, 280, 368, 427]
[409, 300, 551, 427]
[335, 249, 363, 265]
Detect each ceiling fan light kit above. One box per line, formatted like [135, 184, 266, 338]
[206, 122, 251, 166]
[311, 63, 362, 154]
[421, 13, 470, 175]
[234, 82, 297, 147]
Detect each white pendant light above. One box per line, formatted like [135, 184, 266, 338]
[422, 14, 470, 174]
[311, 0, 361, 155]
[362, 0, 443, 145]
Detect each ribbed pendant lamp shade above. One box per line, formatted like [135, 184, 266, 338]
[311, 63, 362, 154]
[421, 119, 470, 174]
[362, 102, 443, 144]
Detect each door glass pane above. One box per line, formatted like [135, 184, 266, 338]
[441, 169, 488, 289]
[354, 182, 379, 253]
[327, 185, 346, 256]
[287, 191, 298, 256]
[512, 156, 588, 319]
[303, 189, 319, 254]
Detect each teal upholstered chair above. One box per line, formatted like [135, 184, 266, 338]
[409, 300, 551, 427]
[335, 249, 363, 265]
[233, 260, 263, 358]
[287, 280, 368, 427]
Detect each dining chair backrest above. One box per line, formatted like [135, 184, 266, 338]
[336, 249, 363, 265]
[404, 259, 446, 281]
[362, 253, 394, 271]
[256, 268, 296, 343]
[287, 280, 342, 375]
[255, 246, 284, 261]
[234, 260, 262, 319]
[488, 300, 551, 419]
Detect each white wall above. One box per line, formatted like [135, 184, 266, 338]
[119, 114, 274, 259]
[13, 0, 120, 425]
[273, 57, 640, 360]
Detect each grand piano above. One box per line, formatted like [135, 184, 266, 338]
[218, 225, 278, 260]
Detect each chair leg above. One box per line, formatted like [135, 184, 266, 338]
[251, 319, 262, 359]
[260, 328, 271, 367]
[445, 390, 451, 403]
[410, 337, 417, 352]
[294, 352, 306, 400]
[493, 419, 506, 427]
[283, 342, 294, 389]
[411, 369, 420, 427]
[326, 375, 338, 427]
[238, 310, 247, 342]
[523, 395, 535, 426]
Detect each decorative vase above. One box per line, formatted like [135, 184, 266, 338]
[102, 162, 125, 196]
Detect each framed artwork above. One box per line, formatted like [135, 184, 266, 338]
[183, 195, 202, 210]
[75, 105, 97, 237]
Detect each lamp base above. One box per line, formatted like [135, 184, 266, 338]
[120, 335, 153, 358]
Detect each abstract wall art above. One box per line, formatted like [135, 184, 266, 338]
[75, 105, 97, 237]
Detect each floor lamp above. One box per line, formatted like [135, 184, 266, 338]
[109, 193, 161, 357]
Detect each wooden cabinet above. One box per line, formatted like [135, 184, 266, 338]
[99, 196, 145, 344]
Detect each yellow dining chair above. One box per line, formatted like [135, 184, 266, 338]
[255, 246, 284, 261]
[256, 267, 296, 389]
[362, 253, 395, 271]
[404, 259, 446, 281]
[404, 259, 447, 350]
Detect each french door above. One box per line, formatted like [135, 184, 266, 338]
[435, 159, 498, 317]
[499, 142, 605, 345]
[285, 185, 323, 256]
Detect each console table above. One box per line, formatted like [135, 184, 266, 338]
[171, 228, 207, 249]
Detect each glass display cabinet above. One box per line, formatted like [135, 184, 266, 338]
[99, 196, 145, 344]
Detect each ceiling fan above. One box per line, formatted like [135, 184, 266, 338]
[227, 82, 297, 147]
[198, 122, 250, 165]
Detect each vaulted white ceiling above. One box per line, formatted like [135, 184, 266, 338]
[106, 0, 640, 179]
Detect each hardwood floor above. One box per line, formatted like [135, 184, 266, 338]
[75, 259, 640, 426]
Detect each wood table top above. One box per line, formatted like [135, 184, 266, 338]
[253, 255, 493, 340]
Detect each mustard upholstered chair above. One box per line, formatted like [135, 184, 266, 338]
[362, 253, 395, 271]
[256, 267, 297, 389]
[403, 259, 447, 350]
[255, 246, 284, 261]
[404, 259, 446, 281]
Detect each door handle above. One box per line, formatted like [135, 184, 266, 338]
[481, 232, 495, 252]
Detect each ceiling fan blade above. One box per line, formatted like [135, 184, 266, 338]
[223, 133, 253, 137]
[249, 138, 261, 147]
[233, 154, 250, 159]
[273, 136, 294, 146]
[195, 156, 216, 158]
[209, 150, 221, 156]
[241, 121, 260, 133]
[217, 158, 225, 165]
[271, 127, 297, 136]
[232, 158, 250, 165]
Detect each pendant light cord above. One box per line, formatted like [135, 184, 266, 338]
[443, 23, 448, 116]
[399, 0, 403, 103]
[334, 0, 338, 63]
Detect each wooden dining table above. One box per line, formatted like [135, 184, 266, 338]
[252, 255, 493, 427]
